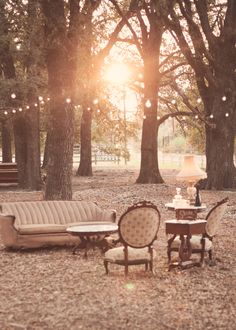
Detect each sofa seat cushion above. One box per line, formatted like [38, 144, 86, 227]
[18, 224, 67, 235]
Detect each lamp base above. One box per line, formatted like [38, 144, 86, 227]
[187, 185, 196, 205]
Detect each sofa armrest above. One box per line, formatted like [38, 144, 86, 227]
[0, 213, 18, 247]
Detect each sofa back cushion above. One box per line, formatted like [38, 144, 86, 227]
[1, 201, 114, 227]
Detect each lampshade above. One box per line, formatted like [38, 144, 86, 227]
[176, 155, 207, 182]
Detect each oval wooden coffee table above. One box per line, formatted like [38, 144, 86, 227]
[67, 222, 118, 258]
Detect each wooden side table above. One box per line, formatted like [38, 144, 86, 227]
[165, 219, 207, 269]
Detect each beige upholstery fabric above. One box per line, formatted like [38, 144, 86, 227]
[104, 201, 160, 275]
[120, 208, 160, 247]
[205, 202, 228, 237]
[0, 201, 115, 248]
[18, 224, 66, 235]
[170, 236, 212, 251]
[105, 246, 156, 262]
[2, 201, 114, 227]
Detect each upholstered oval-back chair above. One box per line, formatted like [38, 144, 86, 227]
[104, 201, 161, 275]
[167, 197, 229, 265]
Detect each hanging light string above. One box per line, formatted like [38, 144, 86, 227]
[1, 93, 230, 124]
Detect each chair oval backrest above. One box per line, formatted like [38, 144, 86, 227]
[205, 198, 228, 237]
[118, 201, 161, 248]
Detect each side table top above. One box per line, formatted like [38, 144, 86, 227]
[165, 203, 206, 211]
[165, 219, 207, 225]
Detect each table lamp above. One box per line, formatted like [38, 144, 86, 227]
[176, 155, 207, 205]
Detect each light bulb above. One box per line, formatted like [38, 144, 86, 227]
[222, 96, 227, 102]
[145, 100, 151, 108]
[197, 98, 201, 104]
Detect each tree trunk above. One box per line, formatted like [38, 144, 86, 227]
[136, 18, 164, 184]
[205, 90, 236, 189]
[76, 13, 94, 177]
[1, 121, 12, 162]
[22, 0, 42, 190]
[76, 108, 92, 176]
[13, 116, 27, 188]
[42, 131, 51, 169]
[44, 100, 74, 200]
[136, 115, 164, 183]
[42, 0, 77, 200]
[25, 104, 41, 190]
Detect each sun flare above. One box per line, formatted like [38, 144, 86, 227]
[105, 63, 130, 84]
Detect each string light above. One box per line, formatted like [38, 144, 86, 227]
[87, 107, 91, 111]
[157, 116, 160, 120]
[209, 114, 214, 119]
[222, 96, 227, 102]
[47, 97, 50, 101]
[143, 115, 146, 119]
[38, 96, 43, 101]
[97, 109, 100, 113]
[19, 107, 22, 112]
[182, 116, 186, 120]
[4, 111, 8, 115]
[225, 113, 229, 117]
[145, 99, 151, 108]
[171, 100, 176, 105]
[11, 93, 16, 99]
[197, 98, 201, 104]
[195, 115, 198, 119]
[66, 98, 71, 104]
[26, 105, 30, 109]
[93, 98, 98, 105]
[138, 73, 143, 79]
[34, 103, 38, 107]
[12, 109, 16, 113]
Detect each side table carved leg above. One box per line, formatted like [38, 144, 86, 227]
[179, 235, 192, 268]
[179, 235, 192, 262]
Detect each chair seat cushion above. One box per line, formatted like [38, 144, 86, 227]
[171, 235, 212, 251]
[104, 246, 156, 262]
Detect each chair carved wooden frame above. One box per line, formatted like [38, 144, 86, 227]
[167, 197, 229, 265]
[104, 201, 161, 275]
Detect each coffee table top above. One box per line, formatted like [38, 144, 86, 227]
[67, 222, 118, 236]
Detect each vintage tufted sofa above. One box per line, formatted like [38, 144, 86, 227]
[0, 201, 116, 249]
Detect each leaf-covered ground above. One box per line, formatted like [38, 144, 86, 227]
[0, 169, 235, 330]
